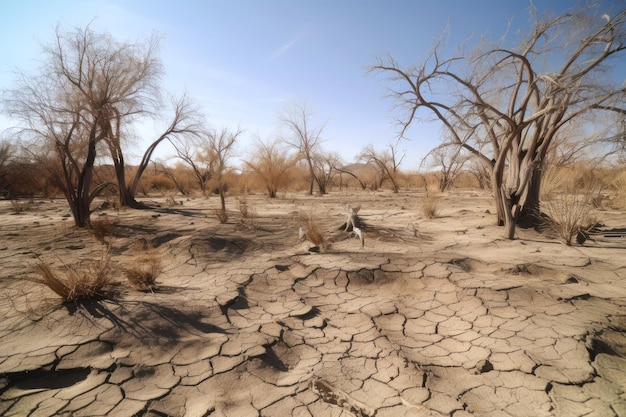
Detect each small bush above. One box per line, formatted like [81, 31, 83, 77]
[90, 218, 113, 243]
[237, 194, 254, 219]
[421, 193, 441, 219]
[124, 254, 160, 291]
[37, 250, 111, 302]
[542, 191, 598, 246]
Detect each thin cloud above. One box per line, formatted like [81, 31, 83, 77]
[268, 35, 300, 61]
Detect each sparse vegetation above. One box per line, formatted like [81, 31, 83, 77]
[36, 249, 111, 302]
[124, 253, 161, 291]
[90, 218, 114, 243]
[421, 192, 441, 219]
[542, 193, 598, 246]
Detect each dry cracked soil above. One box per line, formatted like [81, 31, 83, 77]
[0, 189, 625, 417]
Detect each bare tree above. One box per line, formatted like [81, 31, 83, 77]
[169, 133, 213, 195]
[421, 142, 469, 192]
[369, 4, 626, 238]
[279, 101, 328, 195]
[122, 93, 202, 207]
[2, 23, 200, 223]
[3, 24, 116, 226]
[205, 126, 242, 212]
[243, 137, 297, 198]
[358, 139, 405, 193]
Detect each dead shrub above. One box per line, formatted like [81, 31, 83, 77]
[421, 193, 441, 219]
[542, 190, 599, 246]
[124, 254, 160, 291]
[36, 249, 111, 302]
[90, 218, 113, 243]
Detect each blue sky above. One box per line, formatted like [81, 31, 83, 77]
[0, 0, 613, 168]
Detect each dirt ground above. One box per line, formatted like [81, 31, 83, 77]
[0, 189, 625, 417]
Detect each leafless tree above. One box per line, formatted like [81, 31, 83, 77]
[369, 4, 626, 238]
[279, 101, 328, 195]
[122, 93, 203, 207]
[421, 142, 469, 192]
[205, 126, 242, 211]
[169, 133, 213, 195]
[2, 23, 201, 224]
[358, 139, 405, 193]
[243, 137, 297, 198]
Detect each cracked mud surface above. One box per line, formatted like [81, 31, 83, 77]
[1, 190, 625, 416]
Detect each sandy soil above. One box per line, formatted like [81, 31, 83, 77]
[0, 189, 625, 417]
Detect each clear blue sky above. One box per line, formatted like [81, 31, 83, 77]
[0, 0, 612, 168]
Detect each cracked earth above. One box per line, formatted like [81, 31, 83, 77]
[1, 190, 625, 416]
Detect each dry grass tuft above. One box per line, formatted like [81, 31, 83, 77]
[90, 218, 114, 243]
[298, 212, 327, 252]
[36, 249, 111, 302]
[421, 192, 441, 219]
[124, 254, 161, 291]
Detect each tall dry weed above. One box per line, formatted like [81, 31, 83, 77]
[36, 248, 111, 302]
[611, 170, 626, 209]
[421, 179, 441, 219]
[542, 186, 599, 246]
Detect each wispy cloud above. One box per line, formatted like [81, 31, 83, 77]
[268, 34, 300, 62]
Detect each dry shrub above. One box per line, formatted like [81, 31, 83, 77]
[37, 249, 111, 302]
[90, 218, 113, 243]
[298, 211, 327, 251]
[542, 187, 599, 246]
[124, 253, 160, 291]
[421, 179, 441, 219]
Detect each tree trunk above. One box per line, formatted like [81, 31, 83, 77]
[517, 166, 543, 228]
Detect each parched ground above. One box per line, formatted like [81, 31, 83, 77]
[0, 189, 625, 417]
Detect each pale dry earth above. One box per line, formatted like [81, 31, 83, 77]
[0, 190, 625, 417]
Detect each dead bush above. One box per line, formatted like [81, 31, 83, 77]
[542, 190, 599, 246]
[124, 254, 160, 291]
[90, 218, 113, 243]
[36, 249, 111, 302]
[421, 193, 441, 219]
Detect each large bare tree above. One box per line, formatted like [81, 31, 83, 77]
[358, 139, 405, 193]
[2, 23, 201, 222]
[369, 4, 626, 238]
[279, 101, 328, 195]
[243, 137, 297, 198]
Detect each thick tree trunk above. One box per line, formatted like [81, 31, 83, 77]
[517, 166, 543, 228]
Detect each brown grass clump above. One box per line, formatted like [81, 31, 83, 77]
[421, 193, 441, 219]
[90, 218, 114, 243]
[36, 250, 111, 302]
[124, 253, 161, 291]
[298, 212, 327, 252]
